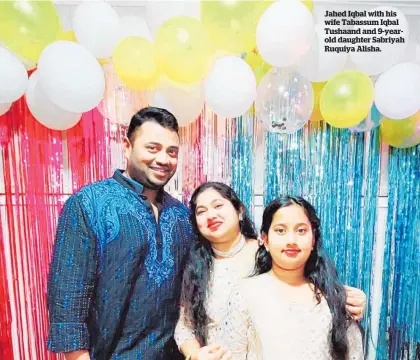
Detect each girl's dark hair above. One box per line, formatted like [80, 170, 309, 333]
[180, 182, 257, 346]
[253, 196, 350, 359]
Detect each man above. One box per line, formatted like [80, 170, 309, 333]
[47, 107, 191, 360]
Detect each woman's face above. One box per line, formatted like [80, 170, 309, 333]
[194, 188, 242, 245]
[263, 204, 314, 271]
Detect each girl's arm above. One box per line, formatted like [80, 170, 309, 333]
[346, 321, 364, 360]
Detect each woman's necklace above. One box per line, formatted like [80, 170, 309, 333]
[212, 235, 246, 258]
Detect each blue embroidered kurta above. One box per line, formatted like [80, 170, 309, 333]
[47, 170, 193, 360]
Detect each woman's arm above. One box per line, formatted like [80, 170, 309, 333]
[220, 284, 251, 360]
[175, 309, 231, 360]
[175, 307, 201, 356]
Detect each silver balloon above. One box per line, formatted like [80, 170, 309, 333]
[255, 68, 314, 134]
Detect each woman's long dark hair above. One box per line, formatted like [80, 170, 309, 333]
[253, 196, 350, 359]
[181, 182, 257, 346]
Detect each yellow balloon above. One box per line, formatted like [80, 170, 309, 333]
[380, 112, 420, 148]
[309, 82, 326, 122]
[310, 107, 324, 123]
[155, 16, 213, 84]
[320, 71, 374, 128]
[57, 30, 77, 42]
[201, 1, 273, 55]
[113, 37, 158, 90]
[312, 82, 326, 108]
[245, 47, 271, 84]
[302, 1, 314, 13]
[0, 1, 61, 62]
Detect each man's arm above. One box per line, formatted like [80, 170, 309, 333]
[344, 285, 367, 320]
[47, 195, 98, 354]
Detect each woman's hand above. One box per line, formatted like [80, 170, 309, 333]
[192, 344, 232, 360]
[344, 285, 367, 320]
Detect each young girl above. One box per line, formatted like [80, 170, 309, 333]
[176, 184, 366, 360]
[221, 196, 364, 359]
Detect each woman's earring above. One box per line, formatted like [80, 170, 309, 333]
[258, 237, 264, 246]
[238, 214, 244, 231]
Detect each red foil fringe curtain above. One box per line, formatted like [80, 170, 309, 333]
[0, 219, 13, 360]
[0, 99, 129, 359]
[0, 96, 205, 359]
[0, 98, 65, 360]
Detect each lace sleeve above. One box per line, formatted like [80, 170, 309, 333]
[346, 321, 364, 360]
[174, 307, 196, 347]
[220, 284, 252, 360]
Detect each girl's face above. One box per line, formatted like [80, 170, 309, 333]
[262, 204, 314, 272]
[194, 188, 242, 245]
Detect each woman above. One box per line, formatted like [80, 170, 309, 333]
[175, 183, 366, 360]
[221, 196, 364, 359]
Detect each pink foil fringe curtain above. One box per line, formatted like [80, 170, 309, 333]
[0, 100, 137, 359]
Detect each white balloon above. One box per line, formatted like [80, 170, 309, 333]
[0, 47, 28, 103]
[204, 56, 256, 118]
[350, 6, 409, 75]
[118, 16, 153, 43]
[73, 1, 120, 58]
[295, 25, 347, 82]
[1, 42, 36, 70]
[26, 71, 82, 130]
[150, 91, 170, 111]
[398, 40, 420, 64]
[0, 102, 12, 116]
[156, 81, 204, 126]
[146, 1, 199, 38]
[38, 41, 105, 113]
[374, 63, 420, 120]
[256, 0, 314, 67]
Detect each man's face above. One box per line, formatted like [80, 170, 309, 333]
[123, 121, 180, 190]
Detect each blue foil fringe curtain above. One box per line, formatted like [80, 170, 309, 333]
[231, 113, 255, 217]
[359, 127, 381, 354]
[263, 120, 381, 352]
[377, 144, 420, 360]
